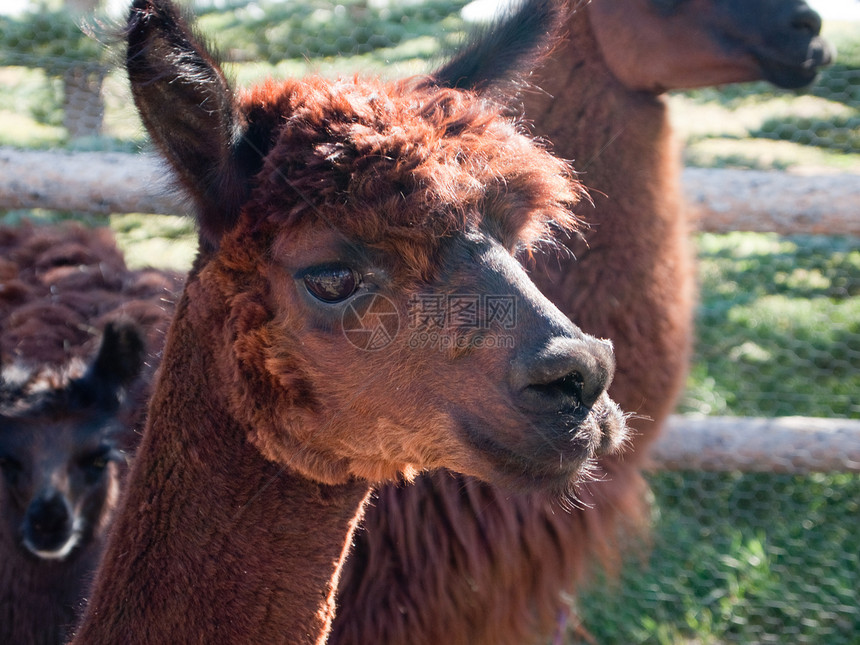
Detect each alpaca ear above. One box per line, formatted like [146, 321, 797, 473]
[430, 0, 565, 94]
[86, 321, 146, 390]
[126, 0, 255, 247]
[71, 321, 146, 411]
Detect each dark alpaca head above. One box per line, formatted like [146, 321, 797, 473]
[124, 0, 627, 492]
[0, 321, 144, 561]
[587, 0, 832, 92]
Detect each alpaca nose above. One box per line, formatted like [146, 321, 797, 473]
[512, 336, 615, 411]
[23, 489, 74, 552]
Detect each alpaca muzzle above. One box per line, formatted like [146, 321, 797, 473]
[21, 489, 81, 560]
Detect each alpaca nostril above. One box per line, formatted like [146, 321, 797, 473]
[516, 337, 615, 410]
[528, 370, 585, 404]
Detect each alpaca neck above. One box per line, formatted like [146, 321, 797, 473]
[525, 7, 680, 205]
[73, 285, 371, 645]
[523, 5, 693, 434]
[0, 538, 101, 645]
[523, 5, 685, 300]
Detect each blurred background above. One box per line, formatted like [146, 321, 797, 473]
[0, 1, 858, 642]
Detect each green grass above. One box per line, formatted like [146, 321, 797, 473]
[671, 88, 860, 172]
[574, 471, 860, 644]
[109, 213, 197, 271]
[682, 233, 860, 419]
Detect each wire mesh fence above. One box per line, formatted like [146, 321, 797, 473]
[0, 1, 858, 643]
[575, 470, 860, 644]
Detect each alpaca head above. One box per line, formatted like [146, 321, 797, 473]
[0, 322, 144, 560]
[126, 0, 627, 492]
[588, 0, 833, 91]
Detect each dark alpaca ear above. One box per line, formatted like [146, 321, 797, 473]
[71, 321, 146, 411]
[430, 0, 566, 93]
[126, 0, 257, 247]
[86, 321, 146, 389]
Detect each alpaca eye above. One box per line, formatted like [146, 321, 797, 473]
[303, 265, 360, 303]
[0, 455, 23, 486]
[79, 448, 112, 484]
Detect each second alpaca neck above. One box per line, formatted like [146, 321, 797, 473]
[526, 8, 680, 236]
[73, 278, 370, 645]
[524, 7, 691, 441]
[0, 538, 102, 645]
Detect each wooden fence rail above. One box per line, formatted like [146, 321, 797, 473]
[651, 416, 860, 474]
[2, 147, 859, 236]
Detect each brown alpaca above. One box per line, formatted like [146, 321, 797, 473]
[331, 1, 833, 644]
[71, 1, 628, 643]
[0, 222, 180, 644]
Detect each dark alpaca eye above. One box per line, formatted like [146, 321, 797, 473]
[79, 448, 112, 484]
[0, 455, 23, 486]
[303, 265, 360, 303]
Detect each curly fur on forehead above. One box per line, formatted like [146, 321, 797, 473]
[238, 76, 585, 276]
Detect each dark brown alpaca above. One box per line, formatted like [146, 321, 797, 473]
[331, 1, 833, 644]
[0, 222, 181, 644]
[0, 322, 147, 645]
[71, 1, 627, 643]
